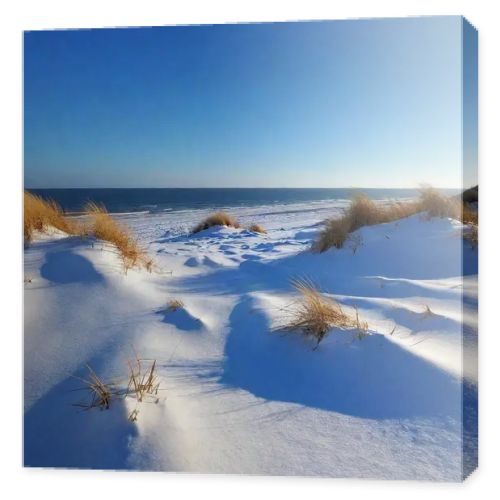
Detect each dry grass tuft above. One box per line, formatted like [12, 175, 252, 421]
[166, 299, 184, 312]
[85, 202, 151, 271]
[313, 194, 420, 252]
[313, 216, 352, 252]
[249, 223, 267, 234]
[126, 357, 160, 404]
[24, 192, 155, 268]
[192, 212, 240, 233]
[73, 356, 161, 421]
[72, 364, 118, 411]
[344, 194, 382, 229]
[24, 191, 83, 243]
[418, 187, 460, 219]
[281, 279, 364, 348]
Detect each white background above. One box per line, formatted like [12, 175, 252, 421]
[1, 0, 498, 498]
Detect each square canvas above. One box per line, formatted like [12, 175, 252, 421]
[23, 16, 478, 481]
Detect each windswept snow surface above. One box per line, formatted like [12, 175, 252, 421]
[24, 201, 478, 480]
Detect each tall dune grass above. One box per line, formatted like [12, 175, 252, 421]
[313, 188, 475, 252]
[313, 194, 420, 252]
[192, 212, 240, 233]
[24, 192, 154, 271]
[24, 191, 82, 243]
[85, 202, 152, 271]
[418, 187, 461, 219]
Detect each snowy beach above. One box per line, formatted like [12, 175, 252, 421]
[23, 198, 478, 480]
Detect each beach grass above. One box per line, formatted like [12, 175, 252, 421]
[24, 192, 154, 272]
[192, 211, 240, 233]
[249, 223, 267, 234]
[313, 187, 476, 252]
[24, 191, 83, 243]
[126, 357, 160, 404]
[72, 364, 118, 411]
[72, 358, 160, 420]
[166, 299, 184, 312]
[85, 202, 152, 271]
[419, 187, 478, 248]
[418, 187, 461, 219]
[313, 194, 420, 252]
[281, 279, 361, 348]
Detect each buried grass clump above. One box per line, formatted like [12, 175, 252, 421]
[166, 298, 184, 312]
[85, 202, 153, 271]
[192, 211, 240, 233]
[280, 279, 368, 349]
[248, 224, 267, 234]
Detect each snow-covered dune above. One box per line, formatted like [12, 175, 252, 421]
[23, 207, 477, 480]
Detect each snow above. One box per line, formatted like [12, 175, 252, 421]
[23, 201, 477, 480]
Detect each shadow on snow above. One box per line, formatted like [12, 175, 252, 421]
[219, 296, 462, 420]
[41, 250, 103, 284]
[24, 352, 137, 470]
[157, 307, 203, 332]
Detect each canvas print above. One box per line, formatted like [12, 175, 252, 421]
[23, 16, 478, 480]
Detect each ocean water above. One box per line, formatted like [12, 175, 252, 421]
[27, 188, 459, 214]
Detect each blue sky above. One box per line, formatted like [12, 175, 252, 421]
[24, 17, 475, 188]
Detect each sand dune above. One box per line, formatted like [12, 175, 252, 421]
[24, 204, 477, 480]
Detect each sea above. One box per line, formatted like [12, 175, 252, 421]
[26, 188, 459, 214]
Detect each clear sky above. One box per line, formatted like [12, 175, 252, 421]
[24, 16, 475, 189]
